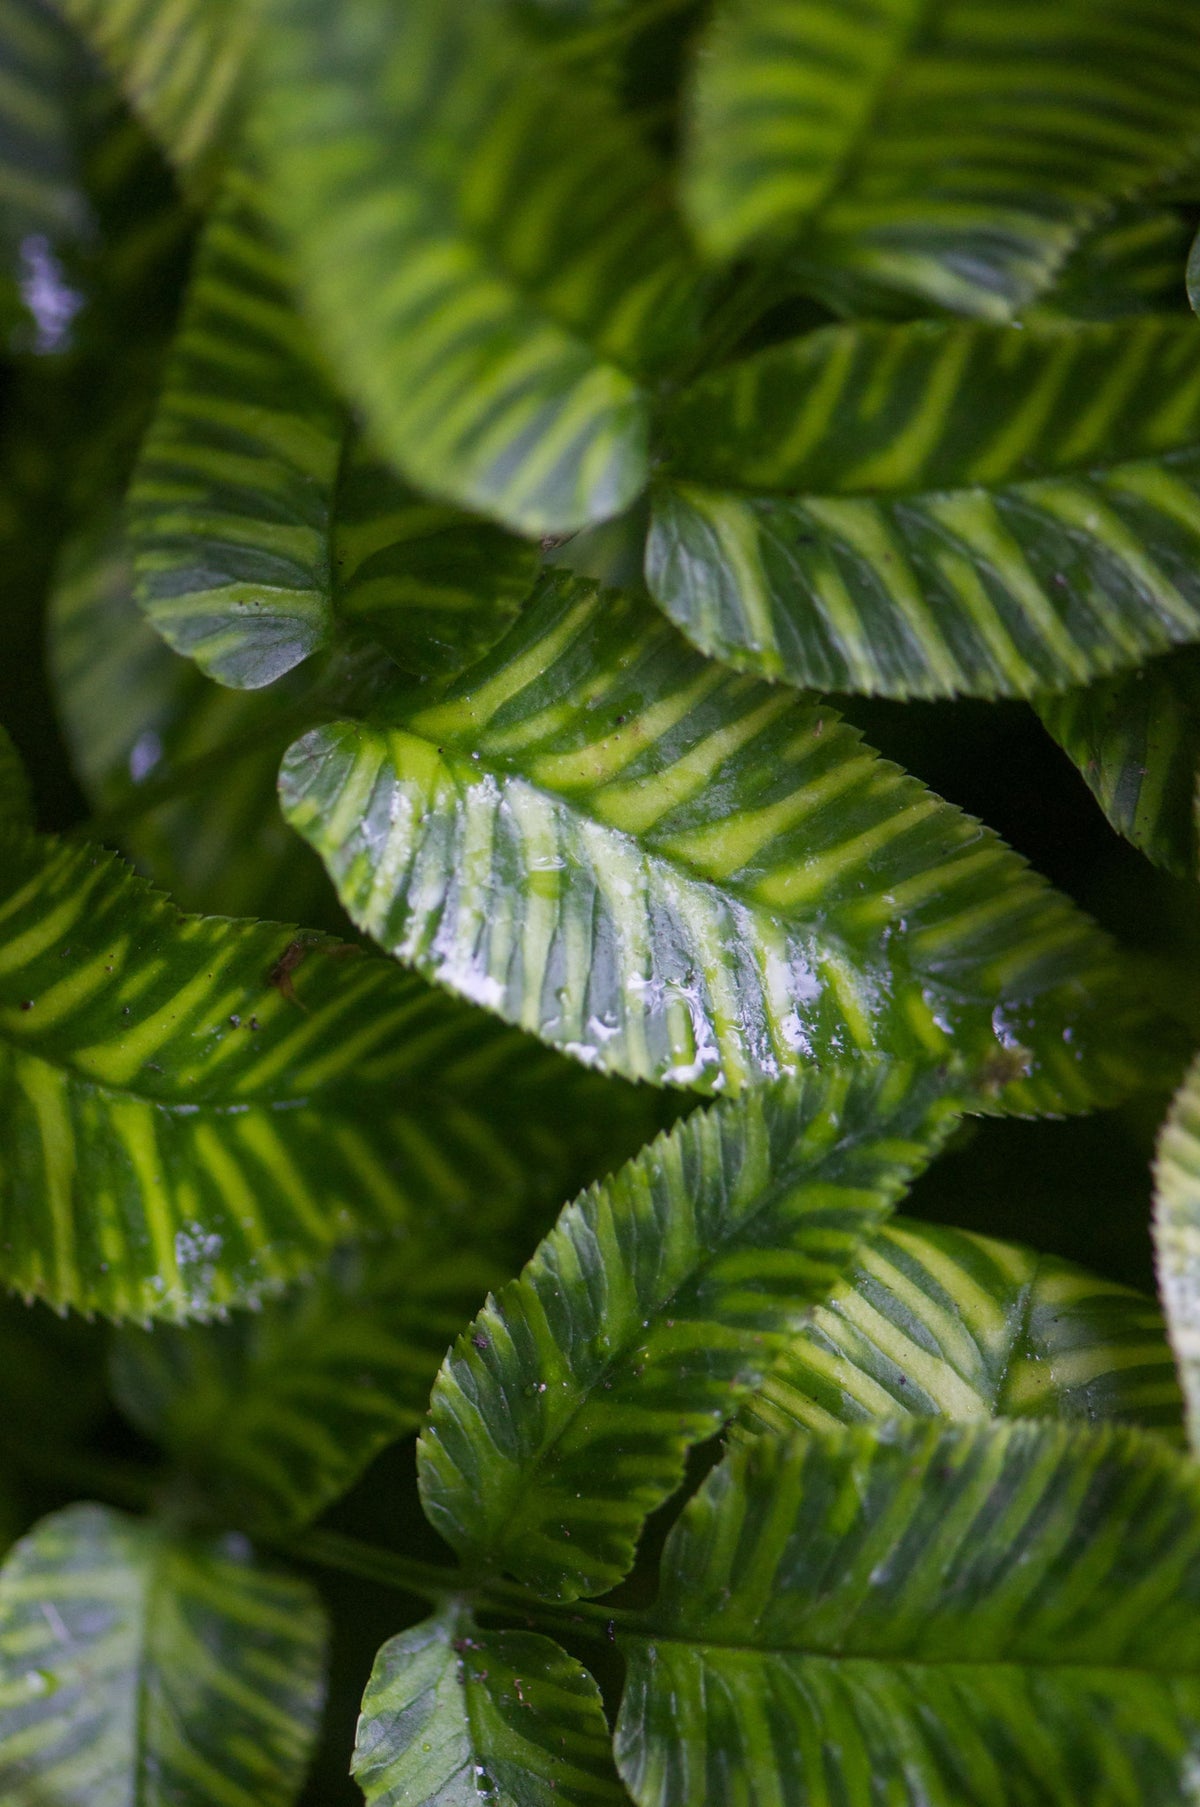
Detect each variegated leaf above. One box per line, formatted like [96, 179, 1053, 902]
[1154, 1052, 1200, 1455]
[281, 572, 1168, 1109]
[649, 316, 1200, 699]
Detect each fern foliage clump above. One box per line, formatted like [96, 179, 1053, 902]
[5, 1, 1200, 1801]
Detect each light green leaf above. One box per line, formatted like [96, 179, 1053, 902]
[1154, 1052, 1200, 1455]
[129, 164, 539, 689]
[649, 316, 1200, 700]
[419, 1063, 963, 1601]
[0, 822, 620, 1319]
[48, 508, 341, 920]
[0, 0, 88, 348]
[58, 0, 250, 186]
[110, 1240, 504, 1530]
[353, 1604, 623, 1807]
[737, 1214, 1183, 1445]
[0, 727, 32, 831]
[0, 1503, 325, 1807]
[252, 0, 699, 535]
[683, 0, 1200, 317]
[615, 1418, 1200, 1807]
[1023, 204, 1193, 324]
[280, 571, 1168, 1109]
[1188, 226, 1200, 315]
[1037, 647, 1200, 877]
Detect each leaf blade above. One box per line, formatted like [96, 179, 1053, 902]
[1154, 1052, 1200, 1455]
[419, 1062, 962, 1601]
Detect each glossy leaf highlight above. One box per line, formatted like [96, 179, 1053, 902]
[1154, 1052, 1200, 1455]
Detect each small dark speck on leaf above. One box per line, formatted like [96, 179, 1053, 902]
[229, 1014, 241, 1027]
[19, 999, 33, 1011]
[472, 1333, 490, 1351]
[248, 1016, 261, 1031]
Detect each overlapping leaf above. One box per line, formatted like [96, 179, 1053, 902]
[1154, 1053, 1200, 1454]
[129, 164, 539, 688]
[110, 1240, 504, 1530]
[683, 0, 1200, 317]
[281, 572, 1167, 1107]
[49, 509, 342, 919]
[58, 0, 250, 186]
[737, 1215, 1183, 1444]
[0, 1504, 326, 1807]
[615, 1418, 1200, 1807]
[649, 315, 1200, 700]
[1038, 647, 1200, 877]
[0, 815, 627, 1319]
[252, 0, 699, 534]
[419, 1062, 963, 1601]
[1024, 204, 1192, 324]
[353, 1605, 623, 1807]
[0, 0, 88, 348]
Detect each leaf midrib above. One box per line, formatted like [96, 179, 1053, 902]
[617, 1632, 1198, 1679]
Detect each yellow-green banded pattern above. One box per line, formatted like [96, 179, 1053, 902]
[0, 823, 629, 1320]
[0, 0, 87, 339]
[683, 0, 916, 261]
[650, 316, 1200, 699]
[0, 726, 31, 830]
[0, 1504, 325, 1807]
[685, 0, 1200, 317]
[1025, 204, 1193, 325]
[420, 1064, 963, 1602]
[355, 1605, 623, 1807]
[737, 1215, 1183, 1445]
[1037, 647, 1200, 877]
[252, 0, 699, 535]
[49, 509, 339, 920]
[281, 572, 1167, 1108]
[111, 1241, 505, 1531]
[129, 170, 539, 688]
[1154, 1054, 1200, 1456]
[59, 0, 249, 185]
[615, 1420, 1200, 1807]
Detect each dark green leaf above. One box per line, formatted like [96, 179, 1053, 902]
[736, 1214, 1183, 1444]
[0, 1503, 326, 1807]
[1037, 647, 1200, 876]
[0, 728, 33, 831]
[1024, 204, 1193, 324]
[616, 1419, 1200, 1807]
[252, 0, 699, 534]
[1154, 1052, 1200, 1455]
[129, 165, 539, 688]
[649, 316, 1200, 699]
[58, 0, 249, 187]
[48, 508, 341, 920]
[110, 1240, 504, 1530]
[1188, 225, 1200, 315]
[683, 0, 1200, 317]
[0, 820, 618, 1319]
[419, 1062, 963, 1601]
[353, 1605, 623, 1806]
[280, 572, 1167, 1109]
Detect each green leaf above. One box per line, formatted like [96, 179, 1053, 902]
[1037, 647, 1200, 877]
[1188, 225, 1200, 315]
[1023, 204, 1193, 324]
[419, 1062, 963, 1601]
[1154, 1052, 1200, 1455]
[280, 571, 1167, 1109]
[110, 1240, 504, 1530]
[0, 728, 32, 832]
[683, 0, 1200, 317]
[615, 1418, 1200, 1807]
[0, 0, 89, 347]
[57, 0, 250, 187]
[48, 508, 342, 920]
[0, 1503, 326, 1807]
[129, 164, 539, 689]
[649, 315, 1200, 700]
[252, 0, 699, 535]
[736, 1214, 1183, 1445]
[353, 1604, 623, 1807]
[0, 823, 618, 1319]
